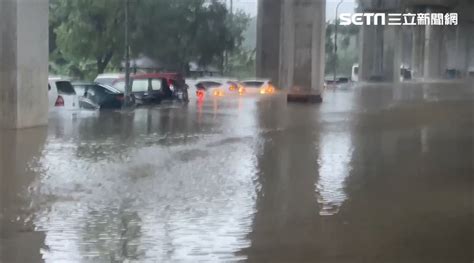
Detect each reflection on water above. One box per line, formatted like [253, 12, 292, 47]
[0, 128, 47, 263]
[1, 98, 262, 262]
[316, 132, 353, 216]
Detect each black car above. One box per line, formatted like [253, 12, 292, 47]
[72, 82, 125, 109]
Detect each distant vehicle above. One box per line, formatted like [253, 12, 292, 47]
[48, 76, 80, 110]
[351, 64, 413, 82]
[351, 64, 359, 82]
[468, 67, 474, 77]
[195, 79, 226, 98]
[400, 67, 412, 81]
[101, 72, 189, 104]
[240, 79, 276, 95]
[194, 78, 245, 98]
[72, 82, 126, 110]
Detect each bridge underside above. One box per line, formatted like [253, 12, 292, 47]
[257, 0, 474, 87]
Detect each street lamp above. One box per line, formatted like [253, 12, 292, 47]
[334, 0, 344, 82]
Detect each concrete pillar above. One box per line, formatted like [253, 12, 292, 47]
[359, 24, 384, 81]
[359, 24, 401, 82]
[412, 26, 425, 79]
[0, 0, 48, 129]
[465, 24, 474, 77]
[423, 24, 447, 79]
[401, 27, 413, 69]
[280, 0, 326, 95]
[384, 26, 402, 82]
[256, 0, 282, 84]
[358, 0, 402, 83]
[279, 0, 295, 90]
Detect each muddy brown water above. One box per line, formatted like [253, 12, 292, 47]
[1, 82, 473, 262]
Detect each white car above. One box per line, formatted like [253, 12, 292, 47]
[240, 79, 276, 95]
[48, 76, 80, 110]
[194, 78, 244, 98]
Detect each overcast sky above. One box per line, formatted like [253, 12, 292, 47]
[231, 0, 356, 21]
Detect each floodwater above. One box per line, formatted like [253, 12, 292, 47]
[1, 81, 473, 262]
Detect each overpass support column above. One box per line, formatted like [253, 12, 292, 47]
[463, 23, 474, 77]
[282, 0, 326, 102]
[359, 23, 401, 82]
[423, 24, 447, 79]
[0, 0, 48, 129]
[410, 6, 449, 80]
[412, 25, 425, 79]
[256, 0, 282, 84]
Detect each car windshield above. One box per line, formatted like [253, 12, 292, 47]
[113, 81, 126, 92]
[198, 81, 222, 88]
[242, 81, 264, 88]
[99, 84, 121, 94]
[56, 81, 76, 95]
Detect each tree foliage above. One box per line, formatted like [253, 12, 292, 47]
[325, 21, 359, 76]
[49, 0, 249, 79]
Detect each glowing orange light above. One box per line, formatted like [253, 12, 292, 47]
[260, 84, 275, 95]
[213, 89, 225, 97]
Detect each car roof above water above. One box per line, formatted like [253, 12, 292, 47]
[48, 75, 72, 81]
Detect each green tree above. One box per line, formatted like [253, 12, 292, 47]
[325, 21, 359, 76]
[134, 0, 249, 73]
[50, 0, 249, 78]
[51, 0, 126, 78]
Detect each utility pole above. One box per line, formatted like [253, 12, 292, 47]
[123, 0, 132, 108]
[224, 0, 233, 76]
[334, 0, 344, 82]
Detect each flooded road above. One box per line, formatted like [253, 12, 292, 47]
[1, 82, 473, 262]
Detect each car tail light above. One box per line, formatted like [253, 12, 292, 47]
[268, 85, 275, 93]
[213, 89, 224, 97]
[197, 90, 205, 99]
[55, 95, 64, 107]
[238, 87, 245, 95]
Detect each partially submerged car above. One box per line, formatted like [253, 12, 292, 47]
[96, 72, 189, 104]
[240, 79, 276, 95]
[194, 78, 245, 99]
[72, 82, 126, 110]
[48, 76, 80, 110]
